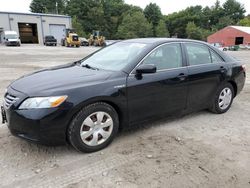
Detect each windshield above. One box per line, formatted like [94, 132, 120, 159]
[6, 34, 18, 39]
[46, 36, 54, 39]
[81, 42, 147, 71]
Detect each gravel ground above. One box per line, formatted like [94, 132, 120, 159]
[0, 45, 249, 188]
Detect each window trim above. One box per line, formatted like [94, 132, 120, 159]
[129, 42, 185, 75]
[209, 48, 225, 63]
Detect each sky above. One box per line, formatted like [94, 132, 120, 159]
[0, 0, 249, 15]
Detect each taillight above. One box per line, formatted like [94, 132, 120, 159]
[242, 65, 246, 72]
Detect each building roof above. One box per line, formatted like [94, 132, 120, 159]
[230, 26, 250, 35]
[0, 11, 71, 18]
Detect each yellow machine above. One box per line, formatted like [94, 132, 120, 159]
[88, 31, 106, 47]
[61, 29, 81, 47]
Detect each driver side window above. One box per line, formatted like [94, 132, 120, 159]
[143, 43, 183, 71]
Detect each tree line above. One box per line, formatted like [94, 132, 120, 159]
[30, 0, 249, 41]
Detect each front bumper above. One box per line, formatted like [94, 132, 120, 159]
[5, 41, 20, 46]
[2, 87, 71, 146]
[45, 42, 57, 45]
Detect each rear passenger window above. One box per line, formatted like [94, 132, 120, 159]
[210, 50, 223, 63]
[185, 43, 212, 66]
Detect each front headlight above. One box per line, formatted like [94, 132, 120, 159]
[19, 96, 68, 109]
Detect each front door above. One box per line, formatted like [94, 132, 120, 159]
[127, 43, 188, 124]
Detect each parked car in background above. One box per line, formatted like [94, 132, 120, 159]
[3, 31, 21, 46]
[238, 44, 250, 50]
[210, 43, 228, 51]
[79, 37, 89, 46]
[1, 38, 246, 152]
[44, 35, 57, 46]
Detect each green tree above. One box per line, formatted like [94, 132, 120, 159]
[214, 16, 234, 30]
[117, 11, 152, 39]
[155, 19, 169, 37]
[101, 0, 129, 39]
[144, 3, 162, 36]
[65, 0, 97, 35]
[208, 0, 225, 29]
[30, 0, 66, 14]
[239, 17, 250, 26]
[72, 16, 86, 37]
[165, 5, 206, 38]
[186, 22, 203, 40]
[223, 0, 246, 23]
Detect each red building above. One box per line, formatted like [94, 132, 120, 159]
[207, 26, 250, 47]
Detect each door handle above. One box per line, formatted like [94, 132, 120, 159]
[177, 73, 187, 81]
[220, 66, 226, 73]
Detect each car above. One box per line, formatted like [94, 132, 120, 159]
[44, 35, 57, 46]
[1, 38, 246, 153]
[3, 31, 21, 46]
[218, 46, 228, 51]
[79, 37, 89, 46]
[210, 43, 228, 51]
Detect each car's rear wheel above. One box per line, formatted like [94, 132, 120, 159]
[210, 83, 234, 114]
[68, 102, 119, 152]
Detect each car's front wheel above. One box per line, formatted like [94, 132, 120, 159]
[210, 83, 234, 114]
[68, 102, 119, 152]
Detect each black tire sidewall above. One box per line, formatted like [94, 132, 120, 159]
[68, 103, 119, 153]
[213, 83, 234, 114]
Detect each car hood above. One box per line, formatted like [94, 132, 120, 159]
[10, 63, 112, 96]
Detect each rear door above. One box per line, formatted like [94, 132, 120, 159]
[127, 43, 188, 124]
[183, 42, 228, 110]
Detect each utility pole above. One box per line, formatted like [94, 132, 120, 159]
[56, 2, 58, 14]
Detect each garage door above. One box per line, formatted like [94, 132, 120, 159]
[49, 24, 66, 44]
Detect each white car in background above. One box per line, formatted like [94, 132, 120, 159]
[3, 31, 21, 46]
[210, 43, 228, 51]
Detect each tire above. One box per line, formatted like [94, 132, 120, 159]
[209, 83, 234, 114]
[68, 102, 119, 153]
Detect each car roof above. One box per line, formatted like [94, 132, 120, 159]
[123, 38, 207, 45]
[4, 31, 17, 35]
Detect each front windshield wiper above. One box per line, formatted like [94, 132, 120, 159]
[81, 64, 99, 70]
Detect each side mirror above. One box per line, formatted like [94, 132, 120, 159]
[136, 64, 156, 74]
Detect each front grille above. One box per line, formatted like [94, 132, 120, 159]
[4, 93, 19, 108]
[72, 36, 78, 41]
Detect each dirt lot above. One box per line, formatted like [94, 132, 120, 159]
[0, 45, 249, 188]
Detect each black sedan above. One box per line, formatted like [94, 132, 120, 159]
[1, 38, 246, 152]
[44, 35, 57, 46]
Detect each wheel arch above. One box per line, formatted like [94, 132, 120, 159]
[66, 97, 127, 142]
[228, 80, 237, 97]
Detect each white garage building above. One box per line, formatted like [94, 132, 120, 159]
[0, 11, 72, 44]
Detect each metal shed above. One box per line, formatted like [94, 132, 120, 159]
[0, 11, 72, 45]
